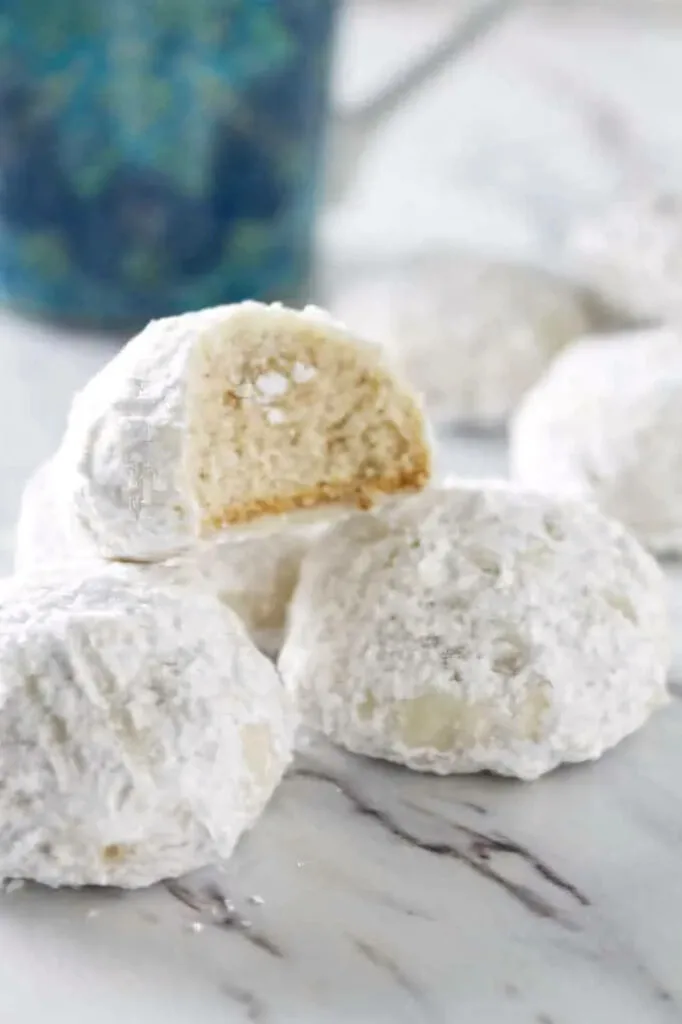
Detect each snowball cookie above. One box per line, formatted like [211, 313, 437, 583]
[329, 253, 589, 427]
[57, 301, 432, 561]
[279, 484, 669, 780]
[14, 458, 97, 572]
[15, 457, 321, 656]
[181, 529, 323, 658]
[569, 190, 682, 322]
[0, 562, 295, 887]
[510, 327, 682, 555]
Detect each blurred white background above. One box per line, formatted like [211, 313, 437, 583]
[323, 0, 682, 278]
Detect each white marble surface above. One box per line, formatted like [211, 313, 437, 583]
[2, 4, 682, 1022]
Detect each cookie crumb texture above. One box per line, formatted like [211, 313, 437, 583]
[330, 254, 588, 426]
[59, 301, 431, 560]
[279, 484, 669, 780]
[0, 563, 295, 887]
[510, 328, 682, 555]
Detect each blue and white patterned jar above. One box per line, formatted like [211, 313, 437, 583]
[0, 0, 339, 328]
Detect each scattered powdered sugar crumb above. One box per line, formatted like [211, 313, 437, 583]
[292, 362, 317, 383]
[255, 371, 289, 397]
[266, 408, 287, 425]
[86, 908, 100, 919]
[188, 920, 205, 933]
[247, 894, 265, 906]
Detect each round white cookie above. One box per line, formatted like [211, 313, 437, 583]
[57, 301, 431, 561]
[14, 457, 96, 572]
[569, 190, 682, 322]
[15, 457, 322, 657]
[330, 253, 588, 426]
[0, 562, 295, 887]
[510, 327, 682, 555]
[279, 484, 669, 780]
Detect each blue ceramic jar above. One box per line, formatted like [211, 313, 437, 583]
[0, 0, 339, 328]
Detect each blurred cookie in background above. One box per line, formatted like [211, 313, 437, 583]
[569, 189, 682, 324]
[329, 250, 590, 430]
[510, 326, 682, 557]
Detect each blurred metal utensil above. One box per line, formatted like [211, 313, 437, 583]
[325, 0, 522, 205]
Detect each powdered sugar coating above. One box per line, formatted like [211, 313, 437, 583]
[0, 562, 295, 888]
[510, 328, 682, 555]
[56, 302, 385, 561]
[570, 190, 682, 321]
[279, 484, 669, 780]
[14, 457, 96, 573]
[15, 458, 320, 657]
[330, 254, 588, 426]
